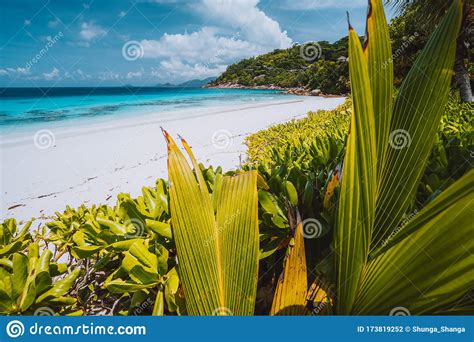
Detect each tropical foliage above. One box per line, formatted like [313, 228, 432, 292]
[1, 0, 472, 316]
[208, 37, 352, 94]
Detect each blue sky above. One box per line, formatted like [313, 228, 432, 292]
[0, 0, 396, 87]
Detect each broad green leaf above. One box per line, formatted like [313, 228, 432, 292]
[164, 268, 180, 313]
[34, 250, 53, 294]
[36, 268, 80, 303]
[49, 263, 68, 277]
[11, 253, 28, 301]
[152, 286, 164, 316]
[364, 0, 393, 176]
[0, 241, 22, 257]
[121, 241, 159, 285]
[283, 181, 298, 207]
[270, 215, 308, 315]
[71, 245, 103, 259]
[105, 280, 154, 294]
[108, 239, 143, 251]
[373, 0, 463, 246]
[354, 170, 474, 314]
[96, 217, 130, 236]
[146, 219, 172, 239]
[165, 130, 259, 315]
[334, 20, 377, 314]
[258, 190, 286, 218]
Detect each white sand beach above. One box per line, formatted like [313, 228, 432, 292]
[1, 96, 345, 223]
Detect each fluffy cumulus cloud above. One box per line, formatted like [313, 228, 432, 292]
[139, 0, 292, 82]
[79, 22, 107, 41]
[141, 27, 263, 65]
[43, 67, 60, 80]
[197, 0, 292, 49]
[126, 69, 144, 79]
[154, 60, 227, 81]
[0, 67, 30, 77]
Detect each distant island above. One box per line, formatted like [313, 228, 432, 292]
[155, 77, 217, 88]
[206, 37, 352, 96]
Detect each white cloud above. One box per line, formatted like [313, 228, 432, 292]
[154, 60, 227, 82]
[98, 71, 120, 81]
[24, 19, 31, 26]
[141, 27, 263, 65]
[126, 69, 144, 79]
[196, 0, 292, 49]
[283, 0, 367, 10]
[2, 67, 30, 76]
[118, 11, 127, 18]
[137, 0, 292, 82]
[43, 67, 60, 80]
[64, 69, 92, 80]
[48, 17, 61, 28]
[79, 22, 107, 41]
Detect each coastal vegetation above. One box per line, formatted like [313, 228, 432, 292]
[209, 0, 473, 101]
[0, 0, 472, 316]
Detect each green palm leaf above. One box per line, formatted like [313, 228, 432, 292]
[354, 169, 474, 314]
[365, 0, 394, 176]
[334, 20, 377, 314]
[373, 0, 463, 246]
[164, 129, 259, 315]
[271, 214, 308, 315]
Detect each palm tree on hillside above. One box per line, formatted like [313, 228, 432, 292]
[386, 0, 473, 102]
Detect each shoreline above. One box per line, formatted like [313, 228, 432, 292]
[205, 82, 347, 97]
[1, 96, 345, 223]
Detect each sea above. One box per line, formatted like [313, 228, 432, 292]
[0, 87, 289, 135]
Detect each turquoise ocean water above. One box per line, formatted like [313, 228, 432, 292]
[0, 87, 290, 135]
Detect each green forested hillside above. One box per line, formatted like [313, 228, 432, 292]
[208, 37, 352, 95]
